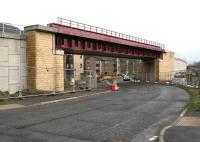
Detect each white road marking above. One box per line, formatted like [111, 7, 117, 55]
[149, 136, 158, 141]
[39, 90, 112, 105]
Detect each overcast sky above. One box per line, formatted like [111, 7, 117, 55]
[1, 0, 199, 63]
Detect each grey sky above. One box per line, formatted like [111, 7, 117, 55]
[1, 0, 199, 63]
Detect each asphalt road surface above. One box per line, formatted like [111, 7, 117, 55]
[0, 83, 190, 142]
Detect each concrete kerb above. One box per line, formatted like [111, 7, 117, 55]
[0, 90, 112, 111]
[0, 89, 93, 102]
[159, 106, 189, 142]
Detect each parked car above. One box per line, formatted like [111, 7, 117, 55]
[123, 75, 130, 81]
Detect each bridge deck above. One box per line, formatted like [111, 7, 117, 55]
[40, 18, 164, 59]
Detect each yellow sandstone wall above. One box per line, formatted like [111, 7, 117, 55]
[27, 31, 64, 91]
[158, 51, 175, 81]
[140, 60, 159, 82]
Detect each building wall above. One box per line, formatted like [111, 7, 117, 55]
[26, 31, 64, 91]
[0, 36, 26, 94]
[158, 51, 175, 81]
[85, 56, 96, 73]
[73, 55, 84, 80]
[101, 60, 116, 76]
[119, 59, 137, 75]
[175, 58, 187, 71]
[84, 57, 140, 76]
[84, 56, 118, 76]
[95, 60, 101, 75]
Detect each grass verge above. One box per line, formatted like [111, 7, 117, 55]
[0, 91, 18, 98]
[21, 89, 52, 95]
[0, 89, 52, 99]
[180, 86, 200, 111]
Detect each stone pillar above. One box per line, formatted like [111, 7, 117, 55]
[126, 60, 129, 74]
[141, 60, 159, 82]
[128, 59, 134, 75]
[116, 58, 120, 75]
[158, 51, 175, 81]
[26, 31, 64, 92]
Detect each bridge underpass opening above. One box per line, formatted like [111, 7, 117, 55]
[25, 17, 164, 92]
[63, 53, 158, 84]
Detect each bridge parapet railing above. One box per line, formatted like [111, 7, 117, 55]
[57, 17, 165, 49]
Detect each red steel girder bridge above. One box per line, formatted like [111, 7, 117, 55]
[50, 17, 165, 60]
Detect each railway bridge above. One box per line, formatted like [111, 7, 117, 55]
[25, 17, 165, 91]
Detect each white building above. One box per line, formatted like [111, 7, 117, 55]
[174, 58, 187, 72]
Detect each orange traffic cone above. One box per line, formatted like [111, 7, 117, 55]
[111, 84, 119, 91]
[111, 80, 119, 91]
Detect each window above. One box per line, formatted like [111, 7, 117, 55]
[80, 63, 83, 68]
[80, 55, 82, 59]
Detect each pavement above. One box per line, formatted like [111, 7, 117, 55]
[163, 111, 200, 142]
[0, 82, 190, 142]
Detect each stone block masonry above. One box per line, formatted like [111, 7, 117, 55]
[26, 31, 64, 92]
[140, 60, 159, 82]
[159, 51, 175, 81]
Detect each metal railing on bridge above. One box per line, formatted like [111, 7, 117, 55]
[57, 17, 165, 49]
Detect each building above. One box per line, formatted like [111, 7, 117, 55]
[158, 51, 175, 81]
[84, 56, 117, 76]
[187, 66, 200, 86]
[84, 56, 142, 78]
[175, 57, 187, 72]
[71, 54, 84, 80]
[74, 55, 84, 80]
[84, 56, 97, 74]
[99, 57, 117, 76]
[158, 51, 187, 83]
[64, 54, 84, 89]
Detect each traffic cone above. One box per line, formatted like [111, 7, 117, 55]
[111, 79, 119, 91]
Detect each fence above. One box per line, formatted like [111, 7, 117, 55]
[1, 64, 199, 97]
[0, 23, 24, 35]
[0, 65, 98, 97]
[159, 71, 188, 85]
[133, 70, 190, 86]
[19, 66, 98, 96]
[57, 17, 165, 49]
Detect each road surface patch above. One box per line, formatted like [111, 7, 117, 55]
[176, 117, 200, 126]
[0, 104, 24, 111]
